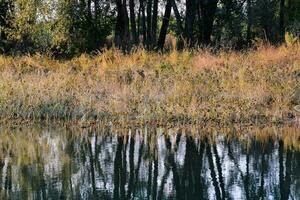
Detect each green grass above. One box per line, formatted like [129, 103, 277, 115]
[0, 44, 299, 125]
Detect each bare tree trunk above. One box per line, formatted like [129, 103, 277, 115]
[196, 1, 202, 45]
[246, 0, 252, 43]
[185, 0, 197, 46]
[115, 0, 123, 46]
[279, 0, 285, 41]
[124, 0, 130, 29]
[139, 0, 147, 44]
[170, 0, 184, 35]
[129, 0, 138, 43]
[115, 0, 130, 49]
[146, 0, 152, 46]
[137, 4, 141, 37]
[200, 0, 218, 45]
[157, 0, 172, 50]
[152, 0, 158, 43]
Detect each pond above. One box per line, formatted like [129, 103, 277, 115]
[0, 125, 299, 199]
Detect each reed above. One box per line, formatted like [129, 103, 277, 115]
[0, 44, 299, 125]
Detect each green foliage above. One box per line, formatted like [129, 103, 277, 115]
[1, 0, 300, 55]
[51, 0, 115, 56]
[214, 0, 245, 47]
[285, 32, 298, 46]
[159, 61, 173, 72]
[286, 21, 300, 38]
[3, 0, 53, 53]
[0, 0, 114, 56]
[287, 0, 300, 23]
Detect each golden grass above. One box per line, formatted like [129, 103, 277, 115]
[0, 44, 299, 125]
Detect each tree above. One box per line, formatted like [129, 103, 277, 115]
[157, 0, 172, 50]
[140, 0, 147, 44]
[0, 0, 14, 52]
[151, 0, 158, 43]
[246, 0, 253, 43]
[129, 0, 138, 43]
[115, 0, 130, 49]
[170, 0, 183, 35]
[146, 0, 152, 46]
[52, 0, 114, 56]
[200, 0, 218, 45]
[1, 0, 299, 55]
[185, 0, 197, 45]
[279, 0, 285, 41]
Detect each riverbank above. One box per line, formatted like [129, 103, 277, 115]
[0, 45, 299, 125]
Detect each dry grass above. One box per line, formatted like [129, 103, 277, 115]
[0, 44, 299, 125]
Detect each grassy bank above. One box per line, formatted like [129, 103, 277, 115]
[0, 45, 299, 125]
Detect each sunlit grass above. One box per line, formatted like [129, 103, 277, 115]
[0, 44, 299, 125]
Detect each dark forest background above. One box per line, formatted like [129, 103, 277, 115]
[0, 0, 299, 57]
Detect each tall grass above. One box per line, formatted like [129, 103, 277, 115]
[0, 44, 299, 125]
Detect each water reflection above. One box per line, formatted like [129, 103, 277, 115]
[0, 125, 299, 199]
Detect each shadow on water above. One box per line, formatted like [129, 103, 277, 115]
[0, 125, 299, 199]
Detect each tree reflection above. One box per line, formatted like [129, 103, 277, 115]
[207, 142, 222, 200]
[0, 126, 298, 199]
[113, 136, 124, 200]
[279, 139, 292, 200]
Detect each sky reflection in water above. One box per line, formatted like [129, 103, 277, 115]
[0, 125, 299, 200]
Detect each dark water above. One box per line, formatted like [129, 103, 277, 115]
[0, 125, 299, 200]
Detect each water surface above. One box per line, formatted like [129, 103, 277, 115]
[0, 125, 299, 199]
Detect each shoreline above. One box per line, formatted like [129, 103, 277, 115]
[0, 116, 299, 129]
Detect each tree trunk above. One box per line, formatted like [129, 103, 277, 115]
[170, 0, 184, 35]
[124, 0, 129, 27]
[152, 0, 158, 43]
[279, 0, 285, 41]
[196, 1, 202, 45]
[94, 0, 99, 19]
[157, 0, 172, 50]
[141, 0, 147, 44]
[137, 4, 141, 37]
[146, 0, 152, 46]
[246, 0, 252, 43]
[115, 0, 130, 49]
[129, 0, 138, 43]
[200, 0, 218, 45]
[185, 0, 197, 46]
